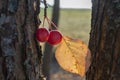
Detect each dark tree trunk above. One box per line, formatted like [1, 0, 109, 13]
[51, 0, 60, 30]
[42, 0, 60, 80]
[0, 0, 44, 80]
[87, 0, 120, 80]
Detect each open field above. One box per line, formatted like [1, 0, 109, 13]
[39, 8, 91, 44]
[39, 8, 91, 80]
[59, 9, 91, 44]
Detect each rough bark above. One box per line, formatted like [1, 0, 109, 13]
[0, 0, 45, 80]
[87, 0, 120, 80]
[42, 0, 60, 80]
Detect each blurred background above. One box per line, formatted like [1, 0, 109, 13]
[40, 0, 92, 80]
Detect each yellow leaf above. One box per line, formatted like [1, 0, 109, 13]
[55, 36, 91, 77]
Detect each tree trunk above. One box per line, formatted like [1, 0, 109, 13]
[87, 0, 120, 80]
[42, 0, 60, 80]
[0, 0, 45, 80]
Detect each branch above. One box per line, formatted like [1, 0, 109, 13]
[43, 0, 48, 17]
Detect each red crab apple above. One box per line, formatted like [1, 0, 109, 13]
[47, 30, 62, 45]
[36, 28, 49, 42]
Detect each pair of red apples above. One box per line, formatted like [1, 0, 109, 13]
[36, 28, 62, 45]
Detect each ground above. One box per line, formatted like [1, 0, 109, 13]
[50, 55, 85, 80]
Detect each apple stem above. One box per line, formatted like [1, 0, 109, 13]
[46, 17, 58, 30]
[45, 16, 52, 29]
[43, 0, 58, 30]
[42, 16, 45, 27]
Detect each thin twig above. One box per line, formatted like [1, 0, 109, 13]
[43, 0, 48, 17]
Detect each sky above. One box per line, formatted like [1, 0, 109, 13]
[42, 0, 92, 9]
